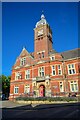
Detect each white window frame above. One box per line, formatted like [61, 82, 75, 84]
[70, 81, 78, 92]
[25, 70, 30, 79]
[14, 86, 19, 94]
[67, 64, 76, 75]
[42, 52, 44, 58]
[38, 67, 45, 77]
[24, 85, 30, 94]
[59, 82, 64, 92]
[58, 65, 62, 75]
[52, 65, 56, 76]
[15, 72, 21, 80]
[20, 57, 26, 66]
[50, 56, 55, 61]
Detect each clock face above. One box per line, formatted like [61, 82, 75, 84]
[38, 29, 43, 36]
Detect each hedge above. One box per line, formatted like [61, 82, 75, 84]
[15, 96, 79, 102]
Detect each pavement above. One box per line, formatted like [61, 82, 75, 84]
[1, 100, 80, 119]
[1, 100, 26, 108]
[1, 100, 79, 109]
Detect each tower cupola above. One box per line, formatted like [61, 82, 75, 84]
[36, 14, 48, 28]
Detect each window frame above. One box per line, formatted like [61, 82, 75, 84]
[15, 72, 22, 80]
[25, 70, 30, 79]
[38, 66, 45, 77]
[14, 86, 19, 94]
[24, 84, 30, 94]
[52, 65, 56, 76]
[50, 56, 55, 61]
[42, 52, 44, 58]
[67, 64, 76, 75]
[20, 57, 26, 66]
[70, 81, 78, 92]
[58, 65, 62, 75]
[59, 82, 64, 92]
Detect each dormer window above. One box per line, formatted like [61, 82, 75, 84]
[50, 56, 55, 60]
[20, 57, 26, 66]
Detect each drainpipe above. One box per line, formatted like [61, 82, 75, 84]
[62, 60, 68, 96]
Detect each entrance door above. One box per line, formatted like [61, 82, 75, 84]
[39, 85, 45, 97]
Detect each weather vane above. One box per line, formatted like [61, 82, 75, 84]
[42, 10, 44, 14]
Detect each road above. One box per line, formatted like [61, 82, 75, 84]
[1, 100, 80, 119]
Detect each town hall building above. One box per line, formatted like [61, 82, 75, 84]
[9, 14, 80, 100]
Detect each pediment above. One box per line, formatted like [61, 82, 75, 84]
[20, 48, 29, 57]
[14, 66, 20, 69]
[37, 60, 45, 64]
[24, 64, 30, 67]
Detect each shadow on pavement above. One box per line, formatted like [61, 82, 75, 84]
[2, 102, 80, 120]
[2, 102, 79, 110]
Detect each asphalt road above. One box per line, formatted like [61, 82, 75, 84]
[1, 101, 80, 119]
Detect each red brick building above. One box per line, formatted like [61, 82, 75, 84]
[9, 14, 80, 99]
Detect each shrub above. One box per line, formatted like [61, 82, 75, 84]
[15, 96, 78, 102]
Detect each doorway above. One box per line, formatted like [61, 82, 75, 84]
[39, 85, 45, 97]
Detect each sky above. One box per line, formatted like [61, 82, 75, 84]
[2, 2, 78, 76]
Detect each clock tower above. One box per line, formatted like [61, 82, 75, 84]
[34, 14, 53, 59]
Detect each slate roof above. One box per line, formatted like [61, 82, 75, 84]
[60, 48, 80, 60]
[49, 49, 58, 55]
[26, 48, 80, 60]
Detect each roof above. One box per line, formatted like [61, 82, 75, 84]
[19, 47, 34, 59]
[49, 49, 58, 55]
[36, 14, 48, 28]
[60, 48, 80, 60]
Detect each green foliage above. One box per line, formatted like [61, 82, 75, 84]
[15, 96, 78, 102]
[0, 75, 11, 96]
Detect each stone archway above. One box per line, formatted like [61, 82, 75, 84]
[39, 85, 45, 97]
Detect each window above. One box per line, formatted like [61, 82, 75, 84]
[24, 85, 30, 94]
[25, 70, 30, 79]
[38, 53, 41, 59]
[58, 65, 62, 75]
[14, 86, 19, 94]
[59, 82, 64, 92]
[34, 83, 36, 86]
[68, 64, 76, 75]
[52, 65, 56, 75]
[42, 52, 44, 58]
[16, 72, 22, 80]
[50, 56, 55, 60]
[20, 57, 26, 66]
[39, 67, 45, 77]
[70, 81, 78, 92]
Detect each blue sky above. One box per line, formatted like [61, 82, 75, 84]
[2, 2, 78, 76]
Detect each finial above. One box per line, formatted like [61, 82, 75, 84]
[23, 46, 25, 50]
[41, 11, 45, 19]
[42, 10, 44, 14]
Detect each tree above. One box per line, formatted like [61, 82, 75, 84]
[0, 75, 11, 97]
